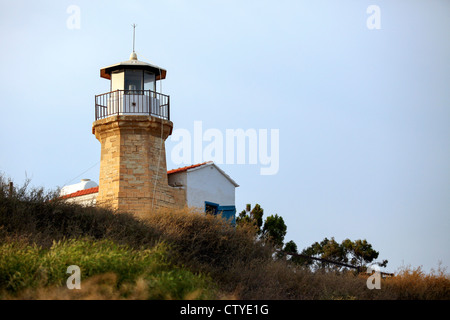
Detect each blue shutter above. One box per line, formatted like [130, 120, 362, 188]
[217, 205, 236, 225]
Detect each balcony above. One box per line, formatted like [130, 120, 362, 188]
[95, 90, 170, 121]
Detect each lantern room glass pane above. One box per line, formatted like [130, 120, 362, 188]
[111, 70, 125, 91]
[125, 69, 143, 92]
[144, 72, 156, 92]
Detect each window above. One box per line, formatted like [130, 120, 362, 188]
[111, 70, 124, 92]
[204, 202, 236, 225]
[144, 71, 156, 92]
[124, 70, 143, 93]
[205, 201, 219, 215]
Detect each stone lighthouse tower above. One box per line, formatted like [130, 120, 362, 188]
[92, 49, 184, 216]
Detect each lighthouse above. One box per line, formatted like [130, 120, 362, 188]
[92, 46, 184, 216]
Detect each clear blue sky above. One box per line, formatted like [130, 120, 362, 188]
[0, 0, 449, 274]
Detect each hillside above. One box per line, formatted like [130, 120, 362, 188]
[0, 178, 449, 300]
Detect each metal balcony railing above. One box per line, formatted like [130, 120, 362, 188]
[95, 90, 170, 121]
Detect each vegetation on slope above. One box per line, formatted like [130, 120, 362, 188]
[0, 176, 449, 300]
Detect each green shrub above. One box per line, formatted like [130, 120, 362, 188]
[0, 242, 42, 293]
[0, 239, 215, 299]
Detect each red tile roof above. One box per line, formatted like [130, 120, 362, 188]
[62, 162, 214, 199]
[167, 161, 212, 175]
[61, 187, 99, 199]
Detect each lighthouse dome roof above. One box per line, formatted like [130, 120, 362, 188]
[100, 53, 167, 81]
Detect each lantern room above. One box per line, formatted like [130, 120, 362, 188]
[95, 52, 170, 120]
[100, 52, 167, 91]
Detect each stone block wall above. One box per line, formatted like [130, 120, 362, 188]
[93, 115, 186, 217]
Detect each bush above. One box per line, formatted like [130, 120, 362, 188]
[0, 177, 161, 249]
[382, 264, 450, 300]
[0, 239, 215, 299]
[143, 208, 273, 272]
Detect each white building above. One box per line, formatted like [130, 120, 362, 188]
[167, 161, 239, 224]
[60, 179, 98, 196]
[61, 161, 239, 224]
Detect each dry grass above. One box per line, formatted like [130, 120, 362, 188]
[141, 208, 450, 300]
[381, 264, 450, 300]
[5, 273, 213, 300]
[142, 207, 273, 272]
